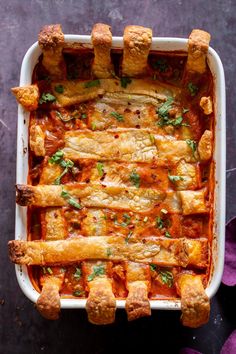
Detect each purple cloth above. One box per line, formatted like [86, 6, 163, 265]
[179, 348, 202, 354]
[220, 330, 236, 354]
[222, 217, 236, 286]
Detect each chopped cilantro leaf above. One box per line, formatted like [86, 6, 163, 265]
[165, 231, 172, 238]
[130, 171, 140, 188]
[156, 216, 164, 229]
[87, 265, 105, 281]
[61, 188, 82, 209]
[188, 82, 198, 96]
[125, 231, 133, 244]
[84, 80, 100, 88]
[150, 264, 157, 272]
[96, 162, 104, 177]
[120, 77, 132, 88]
[73, 290, 85, 297]
[107, 248, 112, 257]
[168, 173, 185, 183]
[158, 269, 173, 287]
[110, 111, 124, 122]
[39, 92, 56, 104]
[54, 84, 64, 93]
[186, 139, 197, 156]
[74, 267, 82, 280]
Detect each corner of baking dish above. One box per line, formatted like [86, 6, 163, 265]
[15, 36, 226, 309]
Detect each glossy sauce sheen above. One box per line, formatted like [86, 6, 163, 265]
[28, 48, 214, 300]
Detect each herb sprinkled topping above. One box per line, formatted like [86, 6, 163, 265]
[168, 173, 185, 183]
[54, 84, 64, 93]
[39, 92, 56, 104]
[120, 77, 132, 88]
[188, 82, 198, 96]
[110, 111, 124, 122]
[96, 162, 104, 177]
[186, 139, 197, 156]
[61, 188, 82, 209]
[158, 269, 173, 287]
[49, 150, 74, 185]
[87, 265, 105, 281]
[130, 171, 140, 188]
[84, 80, 100, 88]
[74, 267, 82, 280]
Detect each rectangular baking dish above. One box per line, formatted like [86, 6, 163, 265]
[15, 34, 226, 310]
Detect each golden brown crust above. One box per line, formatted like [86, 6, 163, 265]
[38, 24, 64, 50]
[125, 262, 151, 320]
[30, 125, 45, 156]
[122, 25, 152, 77]
[200, 96, 213, 115]
[8, 237, 208, 268]
[41, 208, 67, 241]
[36, 278, 61, 320]
[51, 78, 179, 107]
[126, 281, 151, 321]
[86, 278, 116, 324]
[91, 23, 114, 78]
[15, 183, 166, 212]
[186, 29, 211, 74]
[179, 189, 208, 215]
[38, 24, 65, 80]
[16, 184, 34, 206]
[11, 85, 39, 111]
[176, 273, 210, 328]
[198, 130, 213, 161]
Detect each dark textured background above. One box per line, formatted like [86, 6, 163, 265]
[0, 1, 235, 353]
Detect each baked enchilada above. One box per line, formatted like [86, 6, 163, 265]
[9, 24, 214, 327]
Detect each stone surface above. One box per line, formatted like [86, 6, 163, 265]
[0, 1, 235, 353]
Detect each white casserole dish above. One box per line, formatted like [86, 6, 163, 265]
[15, 35, 226, 311]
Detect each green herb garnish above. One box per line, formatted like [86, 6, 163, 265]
[130, 171, 140, 188]
[157, 98, 190, 127]
[91, 122, 97, 131]
[125, 231, 133, 244]
[156, 216, 164, 229]
[168, 173, 185, 183]
[39, 92, 56, 104]
[183, 108, 189, 114]
[96, 162, 104, 177]
[74, 267, 82, 280]
[158, 97, 173, 119]
[81, 113, 87, 119]
[54, 84, 64, 93]
[110, 111, 124, 122]
[107, 248, 112, 257]
[49, 150, 74, 185]
[186, 139, 197, 156]
[188, 82, 198, 96]
[149, 134, 155, 144]
[87, 265, 105, 282]
[150, 264, 157, 272]
[120, 77, 132, 88]
[42, 267, 53, 275]
[73, 290, 85, 297]
[114, 213, 131, 227]
[49, 150, 64, 164]
[158, 269, 173, 287]
[61, 188, 82, 209]
[165, 231, 172, 238]
[84, 80, 100, 88]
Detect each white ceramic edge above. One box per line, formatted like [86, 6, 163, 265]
[15, 35, 226, 310]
